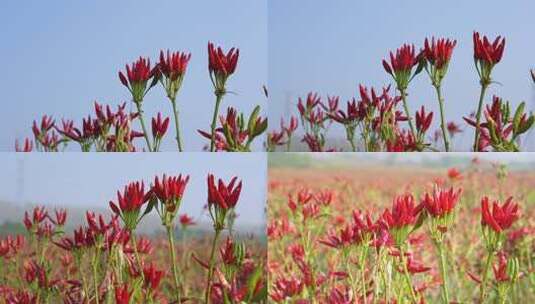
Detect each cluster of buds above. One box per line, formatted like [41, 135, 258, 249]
[150, 174, 190, 227]
[23, 206, 66, 241]
[200, 106, 267, 151]
[464, 96, 534, 151]
[206, 174, 242, 231]
[208, 42, 239, 95]
[267, 116, 298, 151]
[109, 181, 151, 231]
[119, 57, 159, 104]
[420, 186, 462, 242]
[480, 196, 520, 251]
[0, 235, 25, 259]
[31, 115, 60, 151]
[151, 112, 170, 151]
[383, 44, 424, 92]
[414, 106, 434, 146]
[157, 50, 191, 101]
[379, 194, 420, 247]
[473, 32, 505, 86]
[421, 37, 457, 87]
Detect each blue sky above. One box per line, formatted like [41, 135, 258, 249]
[269, 0, 535, 150]
[0, 153, 266, 227]
[2, 1, 267, 151]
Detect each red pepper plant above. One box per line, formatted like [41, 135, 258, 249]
[0, 174, 266, 303]
[270, 31, 534, 152]
[268, 159, 534, 303]
[15, 43, 266, 152]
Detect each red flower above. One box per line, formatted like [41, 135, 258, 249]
[119, 57, 154, 87]
[143, 263, 164, 291]
[208, 42, 239, 78]
[446, 121, 462, 137]
[23, 206, 48, 230]
[415, 106, 433, 134]
[207, 174, 242, 210]
[473, 32, 505, 65]
[447, 168, 463, 181]
[421, 186, 462, 217]
[151, 112, 170, 139]
[179, 214, 196, 227]
[158, 50, 191, 81]
[114, 283, 131, 304]
[383, 44, 418, 75]
[422, 37, 456, 69]
[109, 181, 149, 214]
[15, 138, 33, 152]
[152, 174, 189, 208]
[119, 57, 158, 103]
[481, 196, 520, 233]
[382, 194, 419, 229]
[49, 208, 67, 226]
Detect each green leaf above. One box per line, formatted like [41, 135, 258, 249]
[247, 105, 261, 134]
[512, 102, 526, 133]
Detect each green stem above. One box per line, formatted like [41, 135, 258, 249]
[400, 89, 416, 138]
[171, 98, 183, 152]
[204, 228, 222, 304]
[434, 85, 450, 152]
[400, 248, 419, 303]
[92, 250, 100, 304]
[166, 225, 182, 303]
[210, 94, 224, 152]
[437, 244, 450, 304]
[360, 247, 368, 303]
[473, 84, 488, 152]
[479, 251, 494, 303]
[129, 232, 145, 281]
[135, 101, 153, 152]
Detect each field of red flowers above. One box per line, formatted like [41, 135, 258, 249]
[0, 174, 266, 303]
[268, 157, 534, 303]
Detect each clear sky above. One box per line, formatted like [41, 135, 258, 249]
[0, 153, 266, 227]
[2, 1, 267, 151]
[269, 0, 535, 151]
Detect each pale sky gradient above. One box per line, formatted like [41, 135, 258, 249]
[0, 153, 266, 227]
[2, 1, 267, 151]
[269, 0, 535, 151]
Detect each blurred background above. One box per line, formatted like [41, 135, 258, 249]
[268, 0, 535, 151]
[1, 0, 267, 151]
[269, 152, 535, 169]
[0, 153, 266, 237]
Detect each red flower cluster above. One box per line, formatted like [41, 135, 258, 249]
[158, 50, 191, 81]
[152, 174, 190, 206]
[473, 32, 505, 66]
[481, 196, 520, 233]
[422, 37, 456, 70]
[151, 112, 170, 139]
[119, 57, 156, 88]
[207, 174, 242, 210]
[381, 194, 419, 229]
[421, 187, 462, 217]
[109, 181, 149, 214]
[208, 42, 239, 78]
[383, 44, 419, 75]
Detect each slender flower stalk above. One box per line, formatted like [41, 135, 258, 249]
[119, 57, 159, 151]
[383, 44, 424, 138]
[472, 32, 506, 151]
[204, 174, 242, 303]
[422, 37, 457, 151]
[207, 42, 239, 151]
[151, 174, 189, 302]
[158, 50, 191, 151]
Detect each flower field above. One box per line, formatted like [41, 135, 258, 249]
[0, 174, 266, 303]
[268, 156, 534, 303]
